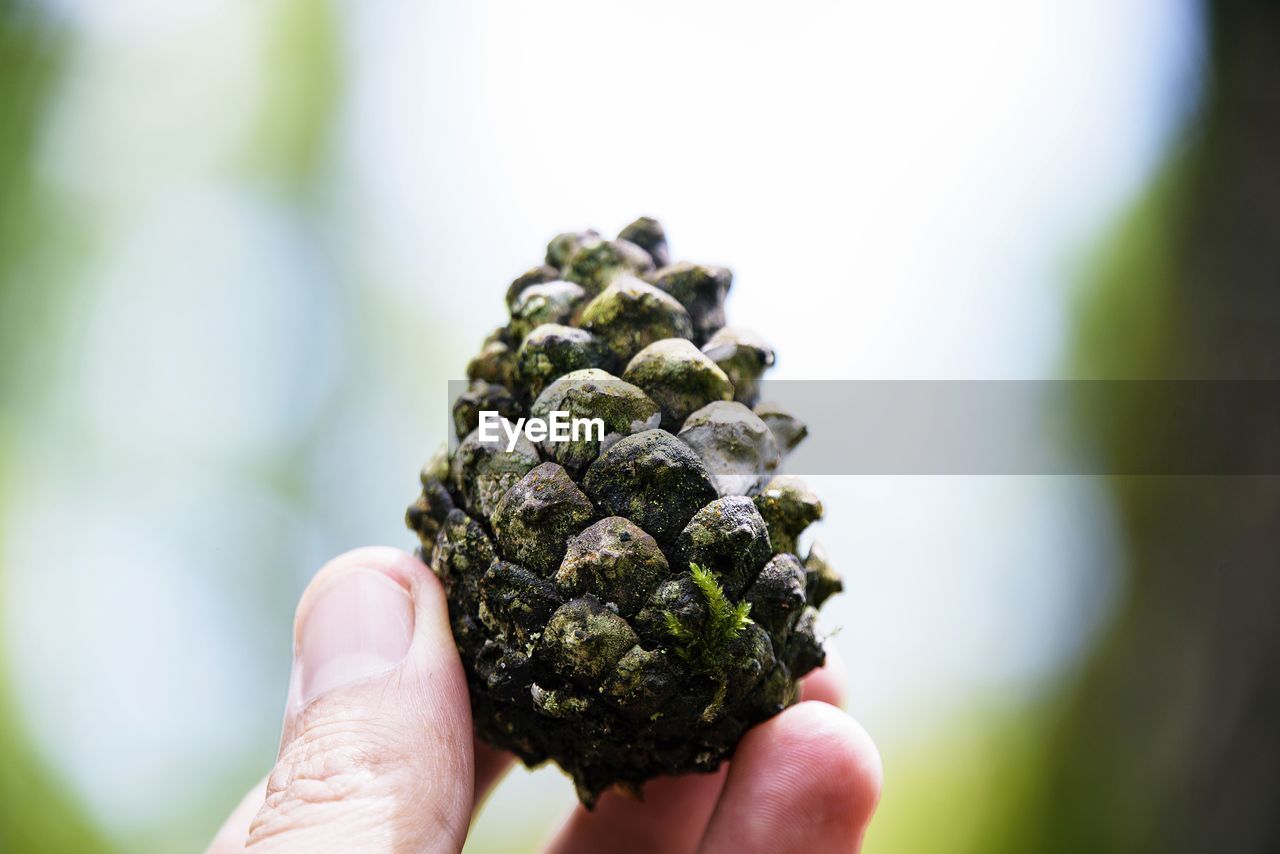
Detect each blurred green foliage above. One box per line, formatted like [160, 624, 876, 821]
[0, 685, 112, 853]
[877, 3, 1280, 852]
[246, 0, 341, 194]
[0, 0, 67, 410]
[1040, 6, 1278, 852]
[0, 2, 110, 852]
[0, 0, 342, 850]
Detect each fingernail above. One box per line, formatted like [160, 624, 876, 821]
[295, 568, 415, 706]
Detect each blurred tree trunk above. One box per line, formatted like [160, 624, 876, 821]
[1027, 1, 1280, 851]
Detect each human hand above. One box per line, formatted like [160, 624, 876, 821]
[210, 547, 881, 853]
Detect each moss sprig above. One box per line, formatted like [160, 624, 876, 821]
[663, 563, 753, 674]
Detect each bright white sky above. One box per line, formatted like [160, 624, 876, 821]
[339, 0, 1200, 380]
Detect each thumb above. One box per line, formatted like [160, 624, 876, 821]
[214, 547, 475, 853]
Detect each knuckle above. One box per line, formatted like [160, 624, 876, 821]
[246, 703, 415, 848]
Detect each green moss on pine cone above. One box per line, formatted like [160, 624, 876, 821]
[407, 218, 841, 806]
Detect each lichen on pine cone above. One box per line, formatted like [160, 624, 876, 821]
[406, 217, 842, 806]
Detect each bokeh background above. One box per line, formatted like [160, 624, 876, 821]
[2, 0, 1276, 852]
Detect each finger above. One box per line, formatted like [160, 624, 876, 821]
[226, 547, 475, 853]
[798, 644, 849, 708]
[699, 701, 882, 854]
[472, 738, 514, 808]
[208, 776, 266, 854]
[545, 767, 727, 854]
